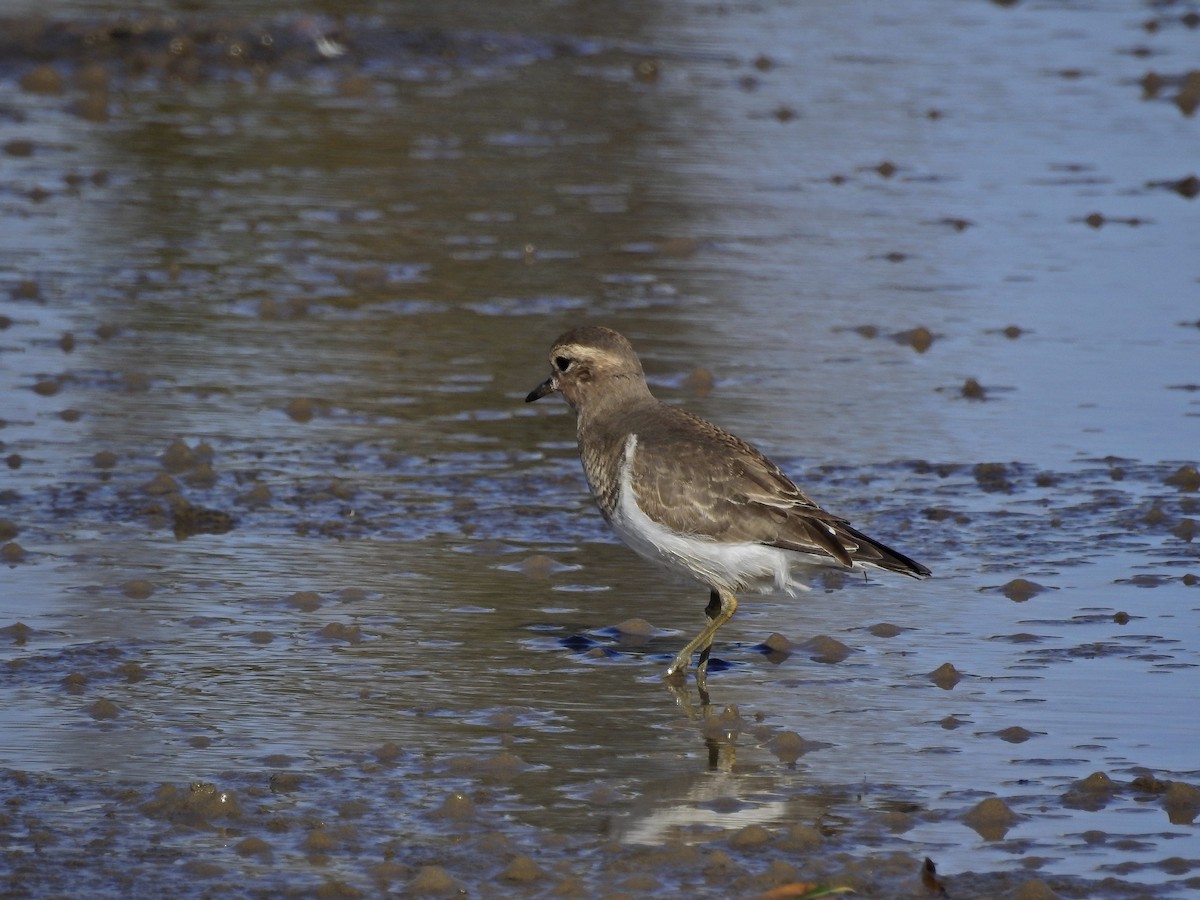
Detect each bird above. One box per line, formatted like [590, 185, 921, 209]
[526, 325, 930, 683]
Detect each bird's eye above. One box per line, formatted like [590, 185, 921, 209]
[554, 356, 572, 372]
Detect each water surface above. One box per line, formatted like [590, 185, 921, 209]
[2, 1, 1198, 896]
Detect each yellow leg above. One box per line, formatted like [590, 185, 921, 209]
[665, 587, 738, 679]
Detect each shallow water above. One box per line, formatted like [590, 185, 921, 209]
[2, 1, 1198, 896]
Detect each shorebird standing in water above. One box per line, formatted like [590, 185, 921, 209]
[527, 325, 930, 684]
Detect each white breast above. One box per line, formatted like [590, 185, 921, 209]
[608, 434, 812, 595]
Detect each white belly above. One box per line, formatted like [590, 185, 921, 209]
[608, 435, 813, 595]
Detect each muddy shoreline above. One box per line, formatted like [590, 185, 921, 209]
[3, 3, 1199, 897]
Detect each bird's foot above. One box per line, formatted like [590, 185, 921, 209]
[664, 650, 693, 681]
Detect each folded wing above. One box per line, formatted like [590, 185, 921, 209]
[629, 405, 930, 578]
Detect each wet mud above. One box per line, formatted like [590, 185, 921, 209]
[2, 1, 1199, 898]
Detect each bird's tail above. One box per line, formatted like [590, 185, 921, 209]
[837, 522, 931, 578]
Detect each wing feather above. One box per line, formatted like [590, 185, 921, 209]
[626, 403, 929, 577]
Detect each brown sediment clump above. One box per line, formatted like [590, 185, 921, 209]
[141, 782, 242, 826]
[1165, 464, 1200, 491]
[963, 796, 1019, 840]
[633, 59, 660, 83]
[317, 622, 362, 644]
[408, 865, 462, 896]
[893, 326, 934, 353]
[61, 673, 88, 694]
[1147, 174, 1199, 198]
[235, 836, 272, 859]
[922, 506, 969, 524]
[1, 622, 33, 643]
[994, 726, 1038, 743]
[478, 752, 526, 777]
[238, 483, 272, 507]
[928, 662, 962, 689]
[516, 554, 560, 578]
[120, 371, 151, 392]
[268, 772, 304, 793]
[433, 791, 476, 821]
[729, 823, 772, 849]
[700, 705, 745, 743]
[286, 591, 323, 611]
[10, 279, 40, 300]
[1062, 771, 1120, 811]
[776, 823, 823, 853]
[961, 378, 986, 400]
[76, 63, 110, 91]
[1, 542, 28, 563]
[761, 632, 793, 652]
[500, 855, 544, 883]
[87, 699, 120, 720]
[117, 661, 147, 682]
[172, 502, 235, 538]
[3, 139, 35, 157]
[997, 578, 1047, 602]
[337, 73, 375, 97]
[973, 462, 1012, 492]
[19, 64, 65, 94]
[300, 828, 338, 857]
[71, 91, 110, 123]
[184, 463, 217, 487]
[285, 397, 316, 422]
[1143, 502, 1168, 525]
[1011, 880, 1061, 900]
[1175, 70, 1200, 116]
[766, 731, 821, 765]
[612, 617, 654, 637]
[258, 297, 309, 320]
[0, 520, 17, 541]
[1164, 780, 1200, 824]
[867, 622, 904, 637]
[161, 438, 198, 472]
[121, 579, 154, 599]
[760, 632, 793, 663]
[799, 635, 853, 663]
[93, 450, 118, 468]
